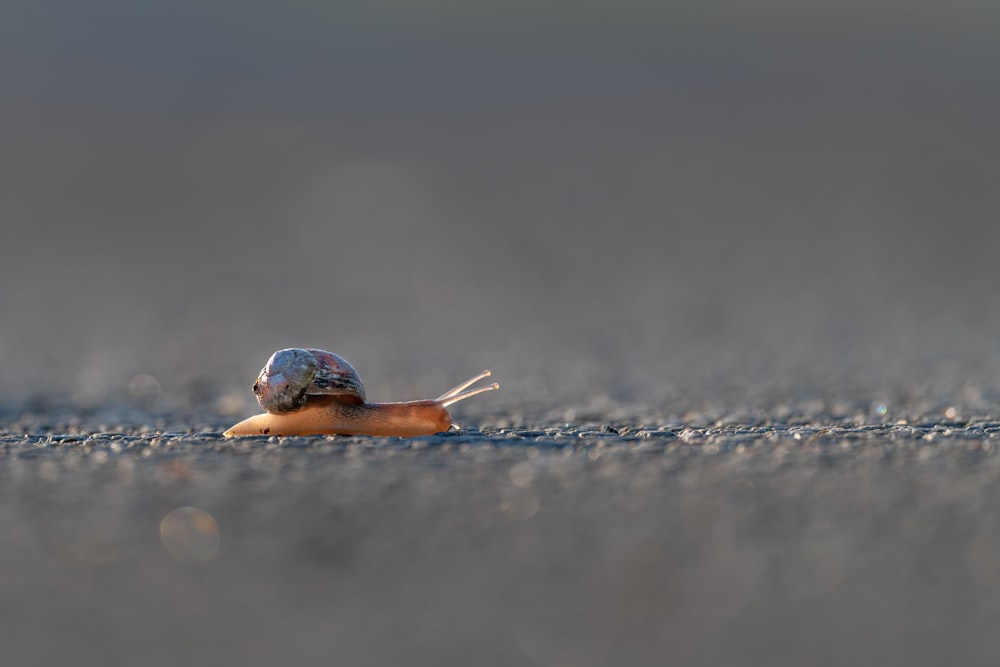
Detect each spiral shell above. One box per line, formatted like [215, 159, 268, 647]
[253, 348, 366, 414]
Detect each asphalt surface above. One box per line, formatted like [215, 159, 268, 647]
[3, 408, 1000, 666]
[4, 2, 1000, 665]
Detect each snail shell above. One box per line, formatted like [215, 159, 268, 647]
[253, 348, 366, 413]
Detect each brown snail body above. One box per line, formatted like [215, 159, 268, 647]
[224, 348, 498, 438]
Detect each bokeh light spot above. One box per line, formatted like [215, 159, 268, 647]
[160, 507, 220, 562]
[128, 373, 162, 406]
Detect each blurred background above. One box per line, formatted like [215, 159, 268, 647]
[5, 4, 1000, 666]
[2, 0, 1000, 423]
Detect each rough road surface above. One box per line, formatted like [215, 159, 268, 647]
[4, 411, 1000, 666]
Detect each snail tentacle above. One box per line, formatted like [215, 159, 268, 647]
[436, 369, 493, 401]
[439, 382, 500, 408]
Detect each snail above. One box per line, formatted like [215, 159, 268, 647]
[223, 348, 499, 437]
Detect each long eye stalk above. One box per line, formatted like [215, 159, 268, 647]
[436, 370, 499, 407]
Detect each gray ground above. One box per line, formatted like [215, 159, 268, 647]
[3, 2, 1000, 665]
[4, 418, 1000, 666]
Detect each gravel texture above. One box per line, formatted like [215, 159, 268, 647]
[4, 414, 1000, 666]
